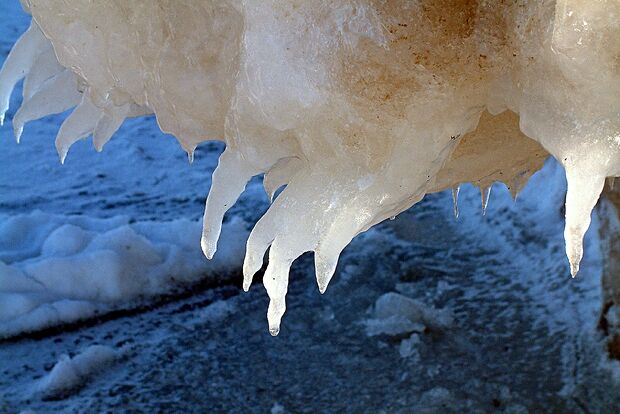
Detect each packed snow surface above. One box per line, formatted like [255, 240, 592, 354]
[0, 0, 618, 333]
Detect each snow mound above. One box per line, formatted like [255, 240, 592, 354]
[0, 211, 248, 337]
[365, 292, 454, 337]
[39, 345, 119, 400]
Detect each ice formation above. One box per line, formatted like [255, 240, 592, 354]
[1, 0, 618, 335]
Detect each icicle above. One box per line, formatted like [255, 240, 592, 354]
[314, 246, 342, 294]
[451, 186, 460, 219]
[55, 93, 101, 164]
[13, 70, 81, 143]
[0, 21, 48, 125]
[242, 182, 310, 292]
[480, 185, 491, 215]
[243, 211, 277, 291]
[314, 214, 360, 294]
[262, 238, 293, 336]
[263, 156, 302, 202]
[201, 148, 257, 260]
[563, 166, 605, 277]
[607, 177, 616, 191]
[22, 47, 64, 101]
[92, 104, 130, 152]
[186, 148, 195, 164]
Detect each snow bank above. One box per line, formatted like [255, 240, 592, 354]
[0, 211, 248, 337]
[39, 345, 119, 399]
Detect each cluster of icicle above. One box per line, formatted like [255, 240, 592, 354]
[1, 0, 618, 335]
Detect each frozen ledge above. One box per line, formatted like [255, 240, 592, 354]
[1, 0, 618, 334]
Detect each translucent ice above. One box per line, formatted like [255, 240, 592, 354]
[1, 0, 618, 333]
[0, 20, 49, 126]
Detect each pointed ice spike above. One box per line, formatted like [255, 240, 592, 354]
[313, 222, 355, 294]
[607, 177, 616, 191]
[563, 167, 605, 277]
[13, 70, 81, 143]
[0, 21, 48, 125]
[22, 47, 64, 101]
[262, 239, 293, 336]
[55, 93, 101, 163]
[315, 252, 339, 294]
[93, 105, 130, 152]
[451, 186, 460, 219]
[201, 148, 257, 260]
[480, 185, 492, 215]
[187, 148, 195, 164]
[243, 213, 278, 291]
[263, 156, 301, 202]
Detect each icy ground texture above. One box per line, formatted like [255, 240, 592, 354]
[1, 0, 619, 334]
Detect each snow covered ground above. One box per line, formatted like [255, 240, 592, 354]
[1, 2, 620, 412]
[0, 211, 248, 337]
